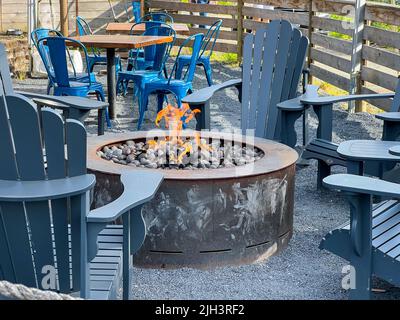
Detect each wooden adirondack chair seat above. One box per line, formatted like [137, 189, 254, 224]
[183, 20, 312, 145]
[0, 43, 109, 136]
[322, 174, 400, 299]
[0, 86, 163, 299]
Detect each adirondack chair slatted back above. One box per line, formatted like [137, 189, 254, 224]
[0, 53, 88, 293]
[241, 20, 309, 139]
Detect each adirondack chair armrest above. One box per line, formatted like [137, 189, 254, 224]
[375, 112, 400, 122]
[277, 85, 320, 111]
[182, 79, 242, 105]
[0, 175, 96, 201]
[323, 174, 400, 199]
[15, 91, 108, 111]
[300, 92, 395, 106]
[87, 171, 164, 223]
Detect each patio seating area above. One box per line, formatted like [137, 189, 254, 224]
[1, 0, 400, 302]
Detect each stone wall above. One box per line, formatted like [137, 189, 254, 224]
[0, 35, 30, 79]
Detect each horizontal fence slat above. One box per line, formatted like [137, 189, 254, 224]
[188, 27, 237, 41]
[311, 16, 353, 36]
[360, 87, 393, 112]
[244, 0, 308, 9]
[361, 66, 399, 92]
[310, 47, 351, 73]
[310, 63, 350, 92]
[362, 45, 400, 72]
[170, 13, 237, 28]
[366, 3, 400, 27]
[364, 25, 400, 49]
[149, 0, 237, 15]
[311, 32, 352, 55]
[242, 7, 309, 26]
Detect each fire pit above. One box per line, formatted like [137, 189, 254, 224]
[87, 130, 298, 268]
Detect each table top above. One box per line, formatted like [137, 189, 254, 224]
[67, 35, 174, 49]
[106, 22, 190, 35]
[337, 140, 400, 161]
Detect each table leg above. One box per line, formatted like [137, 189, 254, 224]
[107, 48, 116, 120]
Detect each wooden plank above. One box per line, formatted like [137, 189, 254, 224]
[241, 33, 253, 132]
[174, 38, 236, 53]
[310, 47, 351, 72]
[242, 6, 309, 26]
[311, 15, 353, 36]
[311, 31, 352, 55]
[246, 0, 308, 9]
[41, 109, 70, 293]
[310, 63, 350, 91]
[361, 66, 399, 92]
[67, 35, 174, 49]
[149, 0, 237, 15]
[360, 87, 392, 112]
[265, 21, 293, 139]
[362, 45, 400, 72]
[188, 27, 237, 41]
[312, 0, 354, 13]
[365, 2, 400, 27]
[364, 25, 400, 49]
[170, 13, 237, 29]
[248, 28, 265, 130]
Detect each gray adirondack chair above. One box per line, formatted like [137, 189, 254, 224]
[0, 43, 108, 136]
[322, 173, 400, 299]
[279, 76, 400, 187]
[0, 84, 163, 299]
[182, 20, 312, 144]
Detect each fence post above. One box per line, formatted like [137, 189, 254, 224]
[307, 0, 314, 84]
[349, 0, 366, 113]
[237, 0, 243, 63]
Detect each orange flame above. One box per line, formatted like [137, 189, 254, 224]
[149, 103, 212, 165]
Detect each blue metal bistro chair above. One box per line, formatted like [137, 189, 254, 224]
[31, 28, 97, 95]
[117, 25, 176, 129]
[138, 33, 204, 128]
[76, 16, 122, 74]
[176, 19, 222, 86]
[126, 21, 165, 72]
[0, 84, 163, 299]
[39, 36, 111, 128]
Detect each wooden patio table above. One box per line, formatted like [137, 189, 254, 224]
[66, 34, 173, 120]
[106, 22, 190, 35]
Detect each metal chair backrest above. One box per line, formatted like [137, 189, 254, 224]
[31, 28, 65, 84]
[130, 22, 175, 70]
[241, 20, 309, 140]
[199, 19, 222, 58]
[0, 41, 88, 293]
[39, 36, 91, 88]
[168, 33, 204, 84]
[139, 12, 174, 24]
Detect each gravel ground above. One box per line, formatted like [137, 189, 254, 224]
[13, 62, 400, 300]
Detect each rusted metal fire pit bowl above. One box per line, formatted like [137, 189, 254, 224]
[87, 131, 298, 269]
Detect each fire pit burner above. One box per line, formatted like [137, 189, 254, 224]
[88, 131, 298, 269]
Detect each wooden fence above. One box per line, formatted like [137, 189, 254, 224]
[148, 0, 400, 112]
[0, 0, 399, 111]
